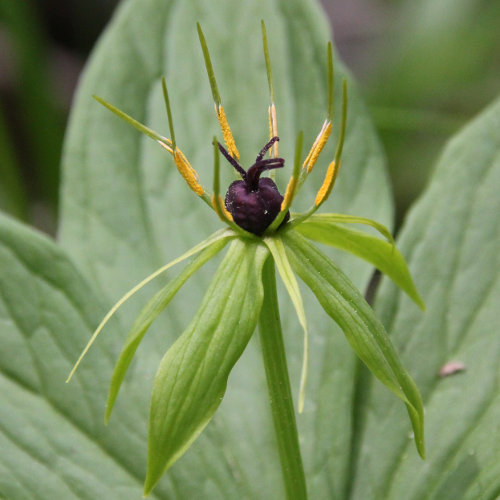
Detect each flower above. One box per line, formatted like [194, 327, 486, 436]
[68, 21, 425, 496]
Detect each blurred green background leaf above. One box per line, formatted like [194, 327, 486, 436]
[0, 0, 499, 498]
[351, 94, 500, 500]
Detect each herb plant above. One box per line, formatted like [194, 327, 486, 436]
[1, 1, 500, 499]
[65, 22, 425, 496]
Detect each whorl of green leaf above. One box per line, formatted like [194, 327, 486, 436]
[105, 236, 232, 422]
[283, 229, 425, 458]
[295, 219, 424, 309]
[144, 239, 269, 495]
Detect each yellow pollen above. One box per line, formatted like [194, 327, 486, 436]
[306, 121, 332, 173]
[216, 105, 240, 160]
[269, 104, 278, 157]
[281, 176, 297, 210]
[315, 160, 338, 206]
[211, 194, 233, 221]
[268, 108, 273, 145]
[302, 123, 325, 169]
[173, 150, 204, 196]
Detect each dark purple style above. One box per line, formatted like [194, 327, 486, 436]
[219, 136, 290, 235]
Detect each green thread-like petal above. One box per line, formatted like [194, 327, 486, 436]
[105, 236, 231, 422]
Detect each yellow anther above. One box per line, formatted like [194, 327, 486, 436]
[303, 121, 332, 173]
[302, 123, 326, 168]
[268, 108, 273, 146]
[173, 150, 204, 196]
[216, 105, 240, 160]
[315, 160, 339, 206]
[307, 122, 332, 173]
[211, 194, 233, 221]
[281, 175, 297, 210]
[268, 104, 278, 157]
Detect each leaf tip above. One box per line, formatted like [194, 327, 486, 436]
[298, 399, 304, 414]
[417, 436, 426, 459]
[416, 296, 426, 312]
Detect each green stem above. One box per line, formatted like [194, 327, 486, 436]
[259, 258, 308, 500]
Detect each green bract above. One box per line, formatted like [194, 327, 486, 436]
[67, 22, 425, 496]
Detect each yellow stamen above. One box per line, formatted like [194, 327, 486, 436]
[157, 140, 173, 155]
[302, 122, 325, 168]
[268, 104, 278, 157]
[268, 108, 273, 147]
[211, 194, 233, 221]
[216, 105, 240, 160]
[304, 121, 332, 173]
[174, 150, 204, 196]
[315, 160, 339, 206]
[281, 175, 298, 210]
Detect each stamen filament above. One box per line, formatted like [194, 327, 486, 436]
[265, 131, 303, 234]
[198, 23, 240, 159]
[161, 77, 176, 150]
[292, 79, 348, 225]
[197, 23, 221, 106]
[262, 20, 279, 158]
[161, 77, 205, 197]
[282, 131, 303, 211]
[313, 79, 348, 208]
[327, 42, 334, 122]
[300, 42, 335, 175]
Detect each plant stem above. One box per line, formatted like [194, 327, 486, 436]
[258, 257, 308, 500]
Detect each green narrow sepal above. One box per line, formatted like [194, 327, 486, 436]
[144, 239, 269, 496]
[303, 212, 395, 244]
[295, 219, 424, 309]
[105, 236, 231, 423]
[283, 230, 425, 459]
[264, 236, 309, 413]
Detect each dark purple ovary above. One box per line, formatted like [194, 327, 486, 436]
[225, 177, 289, 235]
[218, 137, 290, 236]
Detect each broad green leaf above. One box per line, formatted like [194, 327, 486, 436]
[0, 213, 159, 499]
[350, 97, 500, 499]
[55, 0, 392, 497]
[295, 219, 424, 309]
[67, 228, 234, 383]
[145, 239, 269, 494]
[283, 229, 425, 458]
[106, 234, 232, 422]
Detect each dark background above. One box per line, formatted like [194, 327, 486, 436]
[1, 0, 499, 233]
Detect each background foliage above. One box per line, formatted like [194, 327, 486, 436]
[0, 0, 499, 499]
